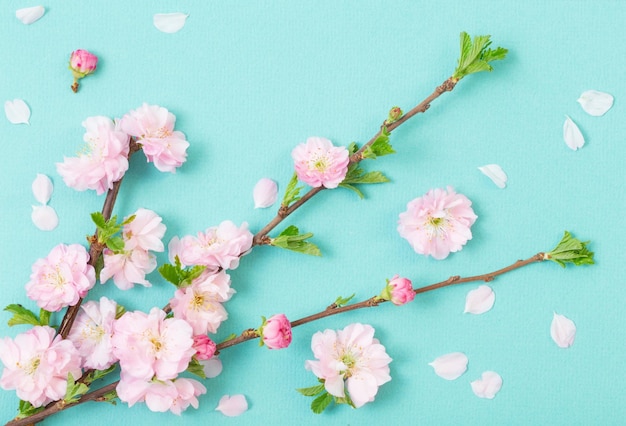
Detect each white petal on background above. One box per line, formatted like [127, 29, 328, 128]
[577, 90, 614, 116]
[551, 312, 576, 348]
[16, 6, 45, 24]
[31, 205, 58, 231]
[153, 13, 189, 33]
[253, 178, 278, 208]
[215, 394, 248, 417]
[478, 164, 507, 189]
[464, 285, 495, 315]
[428, 352, 468, 380]
[4, 99, 31, 125]
[471, 371, 502, 399]
[32, 173, 53, 205]
[563, 116, 584, 151]
[200, 357, 223, 378]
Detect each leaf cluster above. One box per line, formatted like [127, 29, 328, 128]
[282, 172, 303, 208]
[545, 231, 595, 268]
[271, 225, 321, 256]
[158, 257, 207, 288]
[91, 212, 135, 253]
[452, 32, 508, 80]
[339, 142, 390, 199]
[4, 305, 52, 327]
[296, 380, 354, 413]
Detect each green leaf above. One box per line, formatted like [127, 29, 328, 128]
[64, 373, 89, 404]
[39, 309, 51, 326]
[83, 365, 117, 385]
[338, 183, 364, 199]
[90, 212, 107, 229]
[271, 226, 322, 256]
[545, 231, 595, 268]
[159, 263, 182, 286]
[4, 304, 40, 327]
[278, 225, 299, 237]
[186, 358, 207, 379]
[311, 391, 333, 414]
[106, 236, 125, 252]
[121, 214, 136, 226]
[362, 127, 395, 159]
[16, 400, 44, 420]
[158, 262, 207, 288]
[296, 383, 325, 397]
[339, 164, 389, 199]
[99, 390, 118, 405]
[282, 172, 303, 207]
[334, 293, 355, 307]
[452, 32, 508, 80]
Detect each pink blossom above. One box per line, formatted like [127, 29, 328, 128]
[170, 270, 234, 334]
[382, 275, 415, 306]
[261, 314, 292, 349]
[100, 248, 156, 290]
[305, 323, 392, 408]
[69, 49, 98, 77]
[112, 308, 195, 381]
[66, 297, 118, 370]
[123, 208, 166, 252]
[172, 221, 253, 271]
[0, 326, 81, 407]
[25, 243, 96, 312]
[397, 186, 477, 260]
[56, 116, 130, 195]
[192, 335, 216, 360]
[291, 136, 350, 189]
[119, 104, 189, 173]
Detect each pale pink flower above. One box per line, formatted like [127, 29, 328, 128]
[123, 208, 166, 252]
[0, 326, 81, 407]
[25, 243, 96, 312]
[291, 136, 349, 189]
[170, 270, 234, 335]
[66, 297, 118, 370]
[100, 248, 156, 290]
[119, 104, 189, 173]
[397, 186, 477, 260]
[192, 335, 216, 360]
[261, 314, 292, 349]
[56, 116, 130, 194]
[382, 275, 415, 306]
[305, 323, 392, 408]
[173, 221, 253, 271]
[112, 308, 195, 381]
[117, 375, 206, 415]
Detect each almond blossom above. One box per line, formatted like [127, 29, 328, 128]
[0, 326, 81, 407]
[56, 115, 129, 195]
[260, 314, 292, 349]
[116, 375, 206, 415]
[305, 323, 392, 408]
[291, 136, 350, 189]
[380, 275, 415, 306]
[25, 243, 96, 312]
[119, 104, 189, 173]
[100, 248, 157, 290]
[397, 186, 477, 260]
[192, 335, 216, 360]
[122, 208, 166, 252]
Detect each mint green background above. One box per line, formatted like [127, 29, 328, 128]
[1, 1, 625, 425]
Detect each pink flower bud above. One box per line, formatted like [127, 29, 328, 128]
[382, 275, 415, 306]
[69, 49, 98, 92]
[192, 334, 216, 360]
[261, 314, 292, 349]
[387, 106, 403, 124]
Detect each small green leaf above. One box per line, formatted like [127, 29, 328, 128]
[338, 183, 364, 199]
[39, 309, 51, 326]
[106, 236, 125, 252]
[278, 225, 299, 237]
[64, 373, 89, 404]
[334, 293, 355, 307]
[452, 32, 508, 80]
[90, 212, 107, 229]
[362, 128, 395, 159]
[271, 227, 322, 256]
[99, 390, 118, 405]
[159, 263, 182, 286]
[545, 231, 594, 268]
[4, 304, 40, 327]
[296, 384, 325, 397]
[121, 214, 136, 226]
[282, 172, 303, 207]
[83, 365, 117, 385]
[186, 358, 207, 379]
[311, 391, 333, 414]
[16, 400, 44, 420]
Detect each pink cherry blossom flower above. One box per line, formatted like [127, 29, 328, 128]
[397, 186, 477, 260]
[170, 270, 234, 335]
[291, 136, 349, 189]
[66, 297, 118, 370]
[116, 374, 206, 415]
[123, 208, 166, 252]
[172, 221, 253, 271]
[25, 243, 96, 312]
[119, 104, 189, 173]
[0, 326, 82, 407]
[261, 314, 292, 349]
[381, 275, 415, 306]
[192, 335, 216, 360]
[56, 116, 130, 195]
[305, 323, 392, 408]
[69, 49, 98, 93]
[112, 308, 195, 381]
[99, 248, 156, 290]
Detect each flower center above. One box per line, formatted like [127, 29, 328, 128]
[424, 211, 452, 240]
[18, 357, 41, 376]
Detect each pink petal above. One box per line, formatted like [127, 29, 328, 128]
[215, 394, 248, 417]
[253, 178, 278, 208]
[32, 174, 53, 205]
[470, 371, 502, 399]
[31, 205, 58, 231]
[550, 312, 576, 348]
[464, 285, 495, 314]
[200, 357, 223, 378]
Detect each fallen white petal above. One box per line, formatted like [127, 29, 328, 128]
[253, 178, 278, 208]
[32, 174, 53, 205]
[215, 394, 248, 417]
[31, 205, 58, 231]
[478, 164, 507, 189]
[4, 99, 31, 125]
[153, 13, 189, 33]
[16, 6, 45, 24]
[551, 312, 576, 348]
[428, 352, 468, 380]
[471, 371, 502, 399]
[563, 116, 584, 151]
[577, 90, 613, 116]
[464, 285, 495, 315]
[200, 357, 223, 378]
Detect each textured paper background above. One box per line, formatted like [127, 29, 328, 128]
[1, 1, 625, 425]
